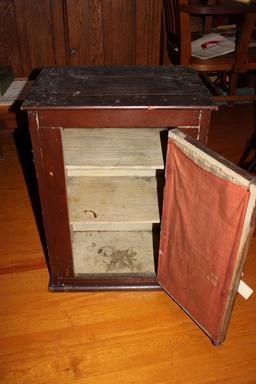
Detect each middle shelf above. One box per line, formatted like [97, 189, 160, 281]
[67, 176, 162, 231]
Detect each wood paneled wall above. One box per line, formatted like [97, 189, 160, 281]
[0, 0, 66, 76]
[0, 0, 162, 77]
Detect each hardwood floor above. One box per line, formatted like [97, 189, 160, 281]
[0, 104, 256, 384]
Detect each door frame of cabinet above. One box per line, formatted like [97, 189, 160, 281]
[27, 107, 213, 291]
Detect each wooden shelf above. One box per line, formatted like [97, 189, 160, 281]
[72, 231, 156, 276]
[62, 128, 165, 171]
[67, 176, 161, 231]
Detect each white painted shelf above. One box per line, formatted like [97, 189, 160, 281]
[67, 176, 160, 231]
[72, 231, 156, 276]
[62, 128, 165, 173]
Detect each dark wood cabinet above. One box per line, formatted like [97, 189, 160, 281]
[22, 65, 214, 290]
[0, 0, 162, 77]
[22, 66, 256, 345]
[65, 0, 162, 66]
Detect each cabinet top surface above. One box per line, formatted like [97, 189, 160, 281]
[22, 66, 215, 110]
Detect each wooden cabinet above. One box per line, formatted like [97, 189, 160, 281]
[65, 0, 162, 65]
[22, 66, 256, 345]
[0, 0, 162, 77]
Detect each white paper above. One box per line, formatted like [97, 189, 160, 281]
[192, 33, 235, 60]
[238, 280, 253, 300]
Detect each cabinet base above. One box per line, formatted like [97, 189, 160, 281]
[49, 281, 162, 292]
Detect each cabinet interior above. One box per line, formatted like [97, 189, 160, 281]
[62, 128, 168, 277]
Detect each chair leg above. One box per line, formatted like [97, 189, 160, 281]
[229, 73, 238, 96]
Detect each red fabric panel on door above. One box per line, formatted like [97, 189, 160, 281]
[158, 141, 250, 342]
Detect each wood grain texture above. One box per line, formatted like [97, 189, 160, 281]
[65, 0, 104, 65]
[14, 0, 65, 76]
[0, 104, 256, 382]
[0, 0, 162, 76]
[135, 0, 162, 65]
[22, 66, 215, 109]
[0, 0, 23, 75]
[65, 0, 161, 65]
[50, 0, 67, 66]
[36, 108, 204, 131]
[0, 0, 66, 76]
[62, 128, 164, 170]
[101, 0, 136, 65]
[67, 176, 160, 229]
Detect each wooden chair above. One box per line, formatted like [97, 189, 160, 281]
[162, 0, 256, 101]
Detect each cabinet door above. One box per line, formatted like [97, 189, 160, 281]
[65, 0, 162, 65]
[157, 129, 256, 345]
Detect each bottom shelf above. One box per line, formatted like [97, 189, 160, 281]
[72, 231, 157, 276]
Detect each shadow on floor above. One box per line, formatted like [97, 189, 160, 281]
[13, 106, 50, 271]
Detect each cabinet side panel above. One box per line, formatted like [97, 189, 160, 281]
[39, 127, 74, 283]
[27, 112, 52, 276]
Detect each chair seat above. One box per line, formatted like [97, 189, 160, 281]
[191, 53, 235, 71]
[191, 46, 256, 71]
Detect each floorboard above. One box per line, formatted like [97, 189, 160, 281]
[0, 104, 255, 384]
